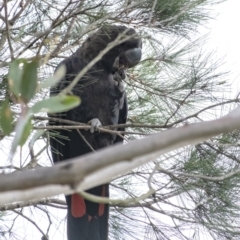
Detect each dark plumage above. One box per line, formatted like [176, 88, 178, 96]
[49, 25, 142, 240]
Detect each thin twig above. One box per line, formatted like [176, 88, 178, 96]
[10, 0, 32, 24]
[77, 129, 95, 152]
[12, 209, 48, 238]
[3, 0, 14, 60]
[0, 198, 66, 211]
[36, 124, 149, 135]
[35, 205, 52, 235]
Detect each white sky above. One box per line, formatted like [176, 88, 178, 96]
[205, 0, 240, 90]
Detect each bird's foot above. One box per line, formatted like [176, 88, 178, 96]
[87, 118, 102, 133]
[113, 70, 125, 93]
[114, 69, 126, 81]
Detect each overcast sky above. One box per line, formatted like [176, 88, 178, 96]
[206, 0, 240, 90]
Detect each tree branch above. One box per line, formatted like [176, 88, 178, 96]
[0, 198, 66, 211]
[1, 107, 240, 206]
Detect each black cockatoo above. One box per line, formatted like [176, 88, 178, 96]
[49, 25, 142, 240]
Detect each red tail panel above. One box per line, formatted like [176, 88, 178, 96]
[71, 193, 86, 218]
[98, 186, 106, 216]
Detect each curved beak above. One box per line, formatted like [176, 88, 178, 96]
[113, 47, 142, 71]
[124, 47, 142, 68]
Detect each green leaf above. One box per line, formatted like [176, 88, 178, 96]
[11, 115, 32, 153]
[39, 64, 66, 90]
[0, 100, 13, 135]
[20, 59, 39, 103]
[19, 118, 32, 146]
[30, 95, 81, 114]
[8, 59, 25, 97]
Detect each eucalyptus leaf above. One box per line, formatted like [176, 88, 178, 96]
[8, 59, 26, 97]
[30, 95, 80, 114]
[21, 59, 39, 103]
[0, 100, 13, 135]
[39, 64, 66, 90]
[19, 118, 32, 146]
[11, 114, 32, 153]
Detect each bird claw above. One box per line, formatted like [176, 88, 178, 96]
[88, 118, 102, 133]
[113, 79, 125, 93]
[113, 70, 125, 93]
[114, 69, 126, 81]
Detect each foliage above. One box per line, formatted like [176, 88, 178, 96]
[0, 61, 80, 153]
